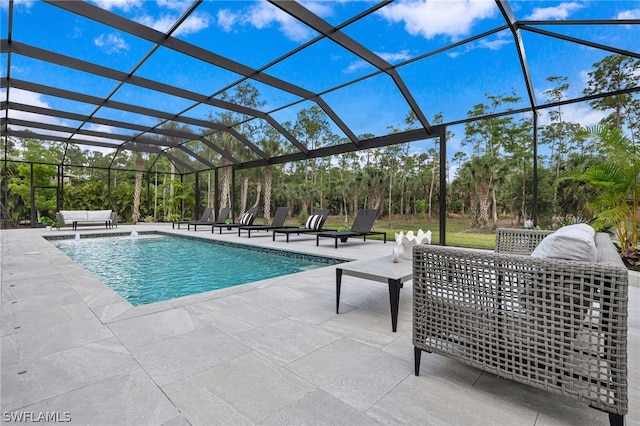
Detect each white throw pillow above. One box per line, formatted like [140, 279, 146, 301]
[531, 223, 597, 262]
[305, 214, 323, 230]
[240, 213, 253, 225]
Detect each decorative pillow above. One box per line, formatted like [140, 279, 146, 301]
[531, 223, 597, 262]
[239, 212, 253, 225]
[305, 214, 323, 230]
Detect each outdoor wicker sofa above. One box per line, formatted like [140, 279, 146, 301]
[57, 209, 117, 230]
[412, 227, 628, 426]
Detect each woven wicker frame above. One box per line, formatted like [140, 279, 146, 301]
[413, 229, 628, 418]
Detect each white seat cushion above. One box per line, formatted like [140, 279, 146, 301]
[60, 210, 87, 221]
[531, 223, 597, 262]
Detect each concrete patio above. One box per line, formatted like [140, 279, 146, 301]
[1, 224, 638, 425]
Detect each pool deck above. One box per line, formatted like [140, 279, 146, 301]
[1, 224, 638, 425]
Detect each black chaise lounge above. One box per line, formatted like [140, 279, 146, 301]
[173, 207, 212, 229]
[238, 206, 297, 238]
[272, 209, 332, 242]
[211, 207, 259, 234]
[188, 207, 231, 231]
[316, 208, 386, 248]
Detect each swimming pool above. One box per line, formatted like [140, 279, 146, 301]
[51, 232, 343, 306]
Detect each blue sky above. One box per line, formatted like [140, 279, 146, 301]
[1, 0, 639, 165]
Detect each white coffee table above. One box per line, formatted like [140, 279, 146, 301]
[336, 256, 413, 332]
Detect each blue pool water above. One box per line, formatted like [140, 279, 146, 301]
[53, 233, 342, 306]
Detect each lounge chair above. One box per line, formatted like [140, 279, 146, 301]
[272, 209, 333, 242]
[211, 207, 259, 234]
[173, 207, 212, 230]
[188, 207, 231, 231]
[238, 206, 298, 238]
[316, 209, 386, 248]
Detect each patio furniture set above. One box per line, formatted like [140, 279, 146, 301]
[331, 225, 628, 425]
[173, 207, 387, 248]
[57, 208, 628, 425]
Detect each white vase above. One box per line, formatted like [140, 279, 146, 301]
[401, 242, 415, 260]
[392, 247, 400, 263]
[394, 229, 432, 260]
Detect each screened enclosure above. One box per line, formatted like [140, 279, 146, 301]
[1, 1, 639, 238]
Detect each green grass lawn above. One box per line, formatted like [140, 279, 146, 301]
[319, 214, 498, 250]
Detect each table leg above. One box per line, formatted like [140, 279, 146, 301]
[336, 268, 343, 314]
[388, 278, 401, 332]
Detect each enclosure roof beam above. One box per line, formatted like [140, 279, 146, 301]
[270, 0, 432, 136]
[496, 0, 537, 110]
[520, 25, 640, 59]
[45, 0, 348, 148]
[4, 40, 307, 155]
[1, 78, 265, 160]
[3, 116, 205, 171]
[196, 137, 239, 166]
[238, 126, 441, 170]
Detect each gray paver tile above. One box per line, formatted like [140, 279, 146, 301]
[10, 368, 180, 426]
[107, 307, 209, 349]
[2, 314, 114, 364]
[259, 388, 380, 426]
[1, 337, 138, 411]
[164, 352, 314, 424]
[129, 325, 251, 386]
[237, 317, 340, 365]
[287, 337, 411, 411]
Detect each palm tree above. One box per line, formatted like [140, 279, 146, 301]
[259, 126, 286, 222]
[568, 125, 639, 252]
[131, 153, 144, 224]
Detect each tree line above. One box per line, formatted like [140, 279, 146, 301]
[2, 54, 638, 230]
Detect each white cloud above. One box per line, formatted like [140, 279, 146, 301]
[378, 50, 412, 63]
[248, 2, 314, 42]
[137, 12, 211, 36]
[477, 38, 510, 50]
[525, 2, 583, 20]
[94, 33, 129, 54]
[2, 88, 73, 139]
[617, 9, 640, 19]
[2, 89, 126, 153]
[90, 0, 142, 12]
[578, 70, 591, 86]
[538, 103, 606, 127]
[217, 2, 314, 43]
[72, 123, 122, 146]
[302, 1, 334, 18]
[345, 60, 368, 73]
[378, 0, 496, 40]
[156, 0, 191, 13]
[344, 50, 411, 73]
[445, 34, 511, 58]
[1, 0, 34, 11]
[175, 13, 212, 36]
[217, 9, 237, 32]
[5, 88, 49, 109]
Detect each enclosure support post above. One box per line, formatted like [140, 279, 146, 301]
[145, 170, 150, 218]
[231, 167, 236, 220]
[532, 112, 539, 227]
[195, 172, 200, 219]
[57, 164, 63, 212]
[214, 168, 219, 220]
[439, 126, 447, 246]
[29, 163, 35, 227]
